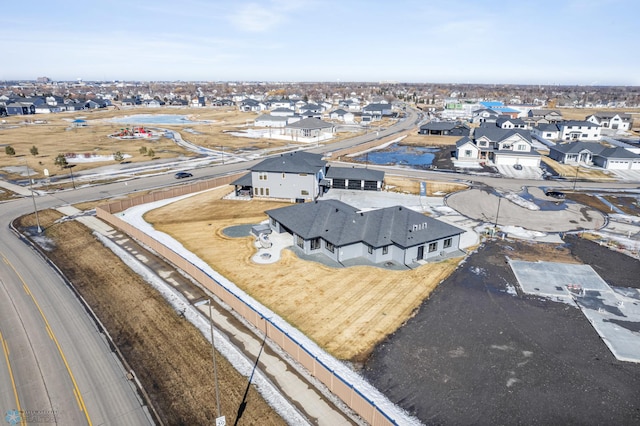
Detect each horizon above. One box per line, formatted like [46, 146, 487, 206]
[1, 0, 637, 86]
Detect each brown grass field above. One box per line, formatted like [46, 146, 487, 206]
[14, 209, 285, 426]
[144, 186, 463, 362]
[384, 175, 468, 195]
[541, 156, 614, 180]
[401, 133, 460, 146]
[0, 106, 367, 180]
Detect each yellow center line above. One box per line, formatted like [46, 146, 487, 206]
[2, 253, 93, 426]
[0, 330, 25, 426]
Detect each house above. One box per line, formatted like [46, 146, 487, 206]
[593, 147, 640, 170]
[362, 103, 393, 118]
[6, 102, 36, 115]
[419, 121, 470, 136]
[240, 98, 266, 112]
[531, 123, 560, 141]
[284, 118, 335, 142]
[455, 125, 541, 167]
[548, 141, 605, 164]
[233, 151, 328, 201]
[254, 114, 290, 128]
[339, 99, 361, 112]
[558, 120, 601, 141]
[496, 116, 526, 129]
[270, 107, 295, 117]
[549, 141, 640, 170]
[585, 112, 632, 131]
[471, 108, 500, 124]
[268, 99, 295, 110]
[329, 109, 355, 123]
[265, 200, 465, 267]
[526, 108, 563, 125]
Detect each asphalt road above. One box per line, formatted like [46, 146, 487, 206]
[0, 196, 153, 425]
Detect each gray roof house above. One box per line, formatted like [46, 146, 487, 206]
[419, 121, 470, 136]
[230, 152, 386, 199]
[231, 151, 328, 201]
[265, 200, 464, 267]
[455, 125, 541, 167]
[549, 141, 640, 170]
[284, 118, 335, 142]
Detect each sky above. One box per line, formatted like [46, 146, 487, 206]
[1, 0, 637, 85]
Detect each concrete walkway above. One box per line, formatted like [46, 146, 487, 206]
[55, 205, 359, 426]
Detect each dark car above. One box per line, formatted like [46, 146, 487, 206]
[513, 163, 523, 170]
[545, 190, 565, 199]
[174, 171, 193, 179]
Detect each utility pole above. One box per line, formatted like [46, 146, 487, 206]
[572, 163, 580, 191]
[25, 161, 42, 233]
[195, 299, 225, 425]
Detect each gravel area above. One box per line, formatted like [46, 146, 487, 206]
[363, 238, 640, 425]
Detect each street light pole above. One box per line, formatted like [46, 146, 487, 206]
[494, 196, 502, 234]
[572, 163, 580, 191]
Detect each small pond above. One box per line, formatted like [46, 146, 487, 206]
[353, 144, 437, 169]
[110, 114, 207, 125]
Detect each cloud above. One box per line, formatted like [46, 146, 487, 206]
[228, 2, 285, 32]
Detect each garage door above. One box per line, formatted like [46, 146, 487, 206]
[332, 178, 346, 189]
[363, 180, 378, 190]
[347, 179, 362, 190]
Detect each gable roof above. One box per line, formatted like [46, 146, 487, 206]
[265, 200, 464, 249]
[325, 166, 384, 181]
[455, 136, 475, 148]
[420, 121, 457, 131]
[596, 147, 639, 159]
[534, 123, 559, 132]
[549, 141, 607, 155]
[251, 151, 326, 173]
[285, 117, 333, 130]
[560, 120, 600, 128]
[473, 126, 532, 143]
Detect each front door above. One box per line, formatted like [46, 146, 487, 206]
[417, 245, 424, 260]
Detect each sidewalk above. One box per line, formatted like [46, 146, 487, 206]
[56, 205, 359, 426]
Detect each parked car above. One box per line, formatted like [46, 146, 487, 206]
[174, 171, 193, 179]
[513, 164, 523, 170]
[545, 190, 565, 199]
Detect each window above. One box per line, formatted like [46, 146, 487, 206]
[465, 150, 472, 157]
[382, 245, 389, 255]
[265, 188, 269, 196]
[296, 235, 304, 249]
[325, 240, 335, 253]
[299, 173, 307, 176]
[310, 237, 321, 250]
[368, 245, 373, 254]
[260, 187, 264, 196]
[428, 242, 438, 252]
[516, 144, 527, 151]
[443, 238, 452, 248]
[301, 190, 309, 195]
[254, 187, 259, 196]
[582, 134, 588, 138]
[282, 173, 286, 179]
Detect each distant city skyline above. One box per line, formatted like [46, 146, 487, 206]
[2, 0, 637, 86]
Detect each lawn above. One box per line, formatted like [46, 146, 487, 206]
[144, 186, 463, 362]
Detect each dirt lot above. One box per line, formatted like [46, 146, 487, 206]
[363, 237, 640, 425]
[143, 186, 463, 362]
[14, 210, 285, 426]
